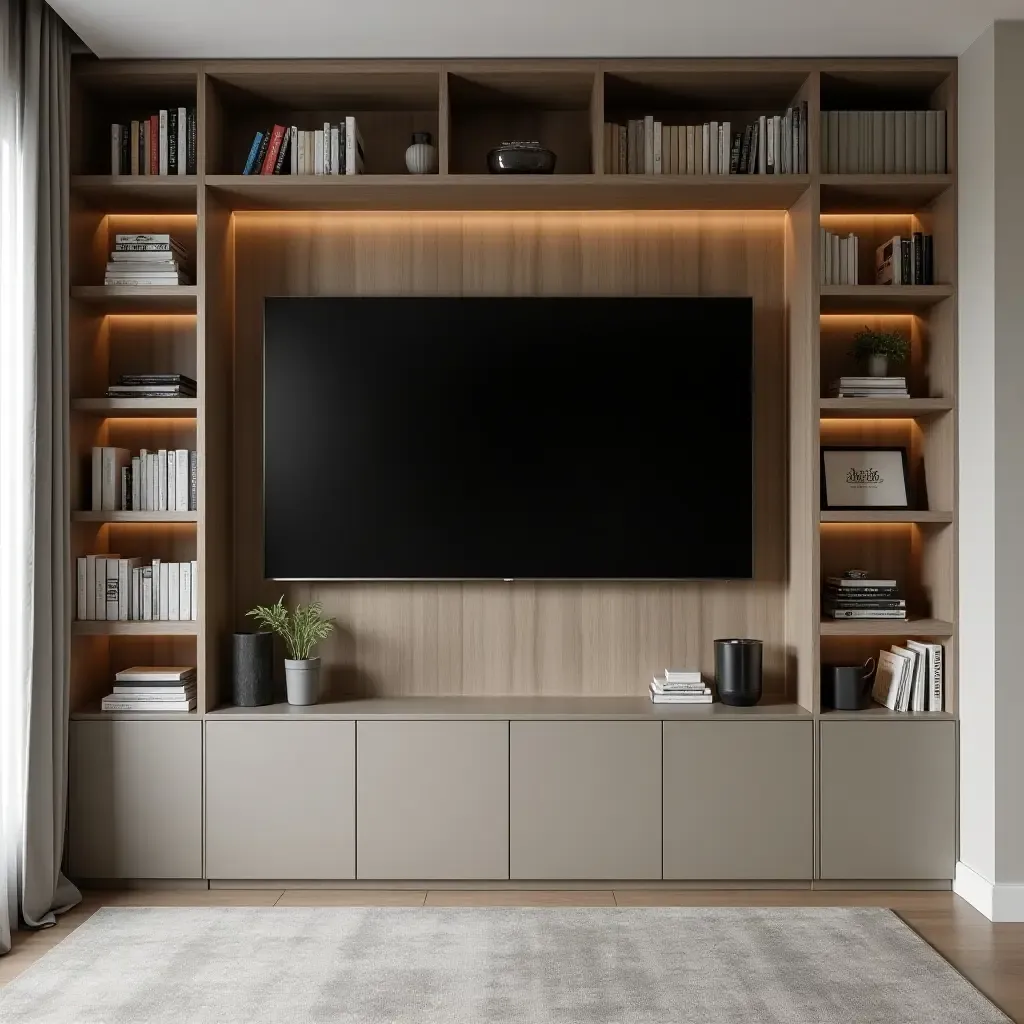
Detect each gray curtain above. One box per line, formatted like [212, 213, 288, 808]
[0, 0, 80, 956]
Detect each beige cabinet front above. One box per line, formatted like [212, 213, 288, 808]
[509, 720, 662, 880]
[69, 720, 203, 880]
[205, 720, 356, 879]
[357, 720, 510, 879]
[820, 720, 956, 880]
[663, 721, 813, 879]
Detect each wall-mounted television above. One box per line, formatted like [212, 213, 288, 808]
[263, 296, 753, 580]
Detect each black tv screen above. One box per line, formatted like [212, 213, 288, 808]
[264, 296, 753, 580]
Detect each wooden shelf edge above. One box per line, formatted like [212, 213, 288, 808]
[818, 398, 953, 418]
[72, 621, 199, 636]
[72, 398, 199, 417]
[70, 285, 198, 313]
[71, 511, 199, 523]
[819, 510, 953, 524]
[819, 618, 954, 637]
[71, 708, 200, 721]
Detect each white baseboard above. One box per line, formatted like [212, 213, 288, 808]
[953, 861, 1024, 921]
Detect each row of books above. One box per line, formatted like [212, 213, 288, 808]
[76, 557, 198, 622]
[823, 576, 906, 620]
[90, 446, 197, 513]
[110, 111, 197, 176]
[602, 104, 808, 176]
[650, 669, 712, 705]
[241, 120, 365, 176]
[830, 376, 910, 399]
[875, 234, 935, 285]
[873, 643, 944, 713]
[101, 666, 196, 713]
[106, 373, 196, 400]
[820, 230, 860, 285]
[104, 233, 190, 287]
[820, 110, 947, 175]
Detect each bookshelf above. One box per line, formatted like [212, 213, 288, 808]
[65, 56, 958, 884]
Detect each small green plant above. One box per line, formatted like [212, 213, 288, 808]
[246, 596, 335, 661]
[851, 326, 909, 365]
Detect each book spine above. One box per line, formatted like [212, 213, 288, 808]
[189, 450, 198, 510]
[187, 108, 197, 175]
[84, 555, 96, 620]
[191, 559, 198, 620]
[159, 562, 169, 621]
[149, 114, 159, 174]
[120, 125, 129, 174]
[131, 456, 141, 510]
[254, 131, 271, 177]
[158, 449, 168, 511]
[290, 126, 298, 174]
[142, 565, 153, 621]
[262, 124, 286, 174]
[924, 234, 934, 285]
[106, 558, 119, 621]
[652, 120, 662, 175]
[158, 110, 168, 174]
[132, 566, 141, 621]
[167, 449, 176, 511]
[173, 449, 188, 511]
[930, 645, 943, 712]
[94, 557, 107, 621]
[76, 557, 87, 620]
[827, 609, 907, 619]
[118, 558, 130, 621]
[913, 231, 924, 285]
[111, 124, 121, 175]
[129, 121, 140, 175]
[314, 130, 323, 175]
[178, 107, 187, 176]
[168, 108, 178, 174]
[121, 465, 131, 511]
[324, 121, 331, 174]
[936, 110, 946, 173]
[168, 562, 180, 620]
[273, 126, 292, 175]
[180, 561, 191, 622]
[101, 447, 116, 511]
[148, 453, 157, 510]
[91, 446, 102, 511]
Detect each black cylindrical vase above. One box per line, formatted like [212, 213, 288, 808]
[232, 631, 274, 707]
[715, 638, 763, 706]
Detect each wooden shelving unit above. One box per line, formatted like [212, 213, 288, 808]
[72, 620, 199, 636]
[67, 58, 958, 724]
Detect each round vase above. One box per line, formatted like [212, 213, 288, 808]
[232, 631, 274, 707]
[405, 132, 438, 174]
[284, 657, 321, 706]
[714, 638, 763, 707]
[868, 354, 888, 377]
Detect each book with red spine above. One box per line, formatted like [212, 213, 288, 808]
[149, 114, 159, 174]
[261, 125, 287, 174]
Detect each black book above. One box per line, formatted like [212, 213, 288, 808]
[738, 125, 753, 174]
[119, 125, 129, 174]
[913, 231, 924, 285]
[823, 586, 899, 597]
[186, 108, 197, 175]
[168, 108, 178, 174]
[273, 127, 291, 175]
[338, 121, 346, 174]
[138, 122, 146, 176]
[254, 130, 270, 176]
[189, 451, 198, 511]
[901, 238, 911, 284]
[824, 599, 907, 610]
[729, 131, 742, 174]
[923, 234, 934, 285]
[118, 373, 197, 387]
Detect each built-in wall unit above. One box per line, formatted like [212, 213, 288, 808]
[66, 57, 957, 886]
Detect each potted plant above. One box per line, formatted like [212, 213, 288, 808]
[851, 325, 909, 378]
[246, 596, 335, 706]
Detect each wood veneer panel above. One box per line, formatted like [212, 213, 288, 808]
[231, 210, 786, 698]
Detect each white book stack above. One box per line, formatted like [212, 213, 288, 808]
[91, 446, 198, 512]
[829, 376, 909, 399]
[871, 643, 943, 713]
[820, 228, 860, 285]
[101, 666, 197, 713]
[76, 556, 198, 622]
[650, 669, 713, 705]
[105, 233, 190, 287]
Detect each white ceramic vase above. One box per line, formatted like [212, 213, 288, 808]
[284, 657, 321, 706]
[405, 132, 438, 174]
[868, 354, 888, 377]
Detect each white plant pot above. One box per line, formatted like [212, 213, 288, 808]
[868, 354, 888, 377]
[284, 658, 321, 706]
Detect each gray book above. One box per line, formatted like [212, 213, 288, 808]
[936, 110, 946, 173]
[894, 111, 906, 172]
[904, 111, 916, 172]
[872, 111, 885, 173]
[828, 110, 839, 173]
[915, 111, 927, 173]
[883, 110, 895, 172]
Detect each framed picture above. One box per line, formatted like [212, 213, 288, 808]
[820, 446, 910, 510]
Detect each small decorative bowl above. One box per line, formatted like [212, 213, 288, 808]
[486, 141, 557, 174]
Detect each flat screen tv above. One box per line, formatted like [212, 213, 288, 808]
[263, 296, 753, 580]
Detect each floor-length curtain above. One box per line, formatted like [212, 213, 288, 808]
[0, 0, 79, 956]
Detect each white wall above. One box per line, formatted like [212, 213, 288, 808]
[956, 19, 1024, 920]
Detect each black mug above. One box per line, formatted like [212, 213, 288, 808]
[821, 658, 875, 710]
[715, 639, 763, 706]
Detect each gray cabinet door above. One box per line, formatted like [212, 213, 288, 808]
[820, 720, 956, 880]
[69, 720, 203, 880]
[510, 721, 661, 880]
[205, 721, 355, 879]
[663, 721, 813, 879]
[357, 721, 509, 879]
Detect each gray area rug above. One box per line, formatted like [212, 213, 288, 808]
[0, 906, 1010, 1023]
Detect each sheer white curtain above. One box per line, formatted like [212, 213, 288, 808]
[0, 0, 79, 956]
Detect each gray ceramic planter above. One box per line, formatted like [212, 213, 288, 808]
[284, 657, 320, 706]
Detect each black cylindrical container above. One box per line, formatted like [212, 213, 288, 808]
[714, 638, 763, 706]
[232, 631, 274, 707]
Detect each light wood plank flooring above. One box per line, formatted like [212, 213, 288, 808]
[2, 890, 1022, 1021]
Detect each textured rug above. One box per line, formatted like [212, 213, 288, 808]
[0, 906, 1010, 1023]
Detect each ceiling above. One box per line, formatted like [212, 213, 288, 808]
[50, 0, 1024, 59]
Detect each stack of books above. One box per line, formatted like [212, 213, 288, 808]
[101, 666, 197, 713]
[105, 233, 190, 287]
[820, 229, 860, 285]
[823, 574, 906, 620]
[90, 446, 197, 512]
[107, 373, 196, 400]
[819, 109, 946, 174]
[602, 103, 808, 176]
[872, 643, 944, 713]
[829, 376, 909, 399]
[875, 234, 934, 285]
[76, 556, 198, 622]
[110, 108, 197, 176]
[650, 669, 712, 705]
[241, 119, 365, 175]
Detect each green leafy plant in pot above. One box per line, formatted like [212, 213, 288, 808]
[246, 596, 335, 706]
[851, 325, 910, 378]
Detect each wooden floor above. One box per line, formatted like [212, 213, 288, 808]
[2, 889, 1022, 1020]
